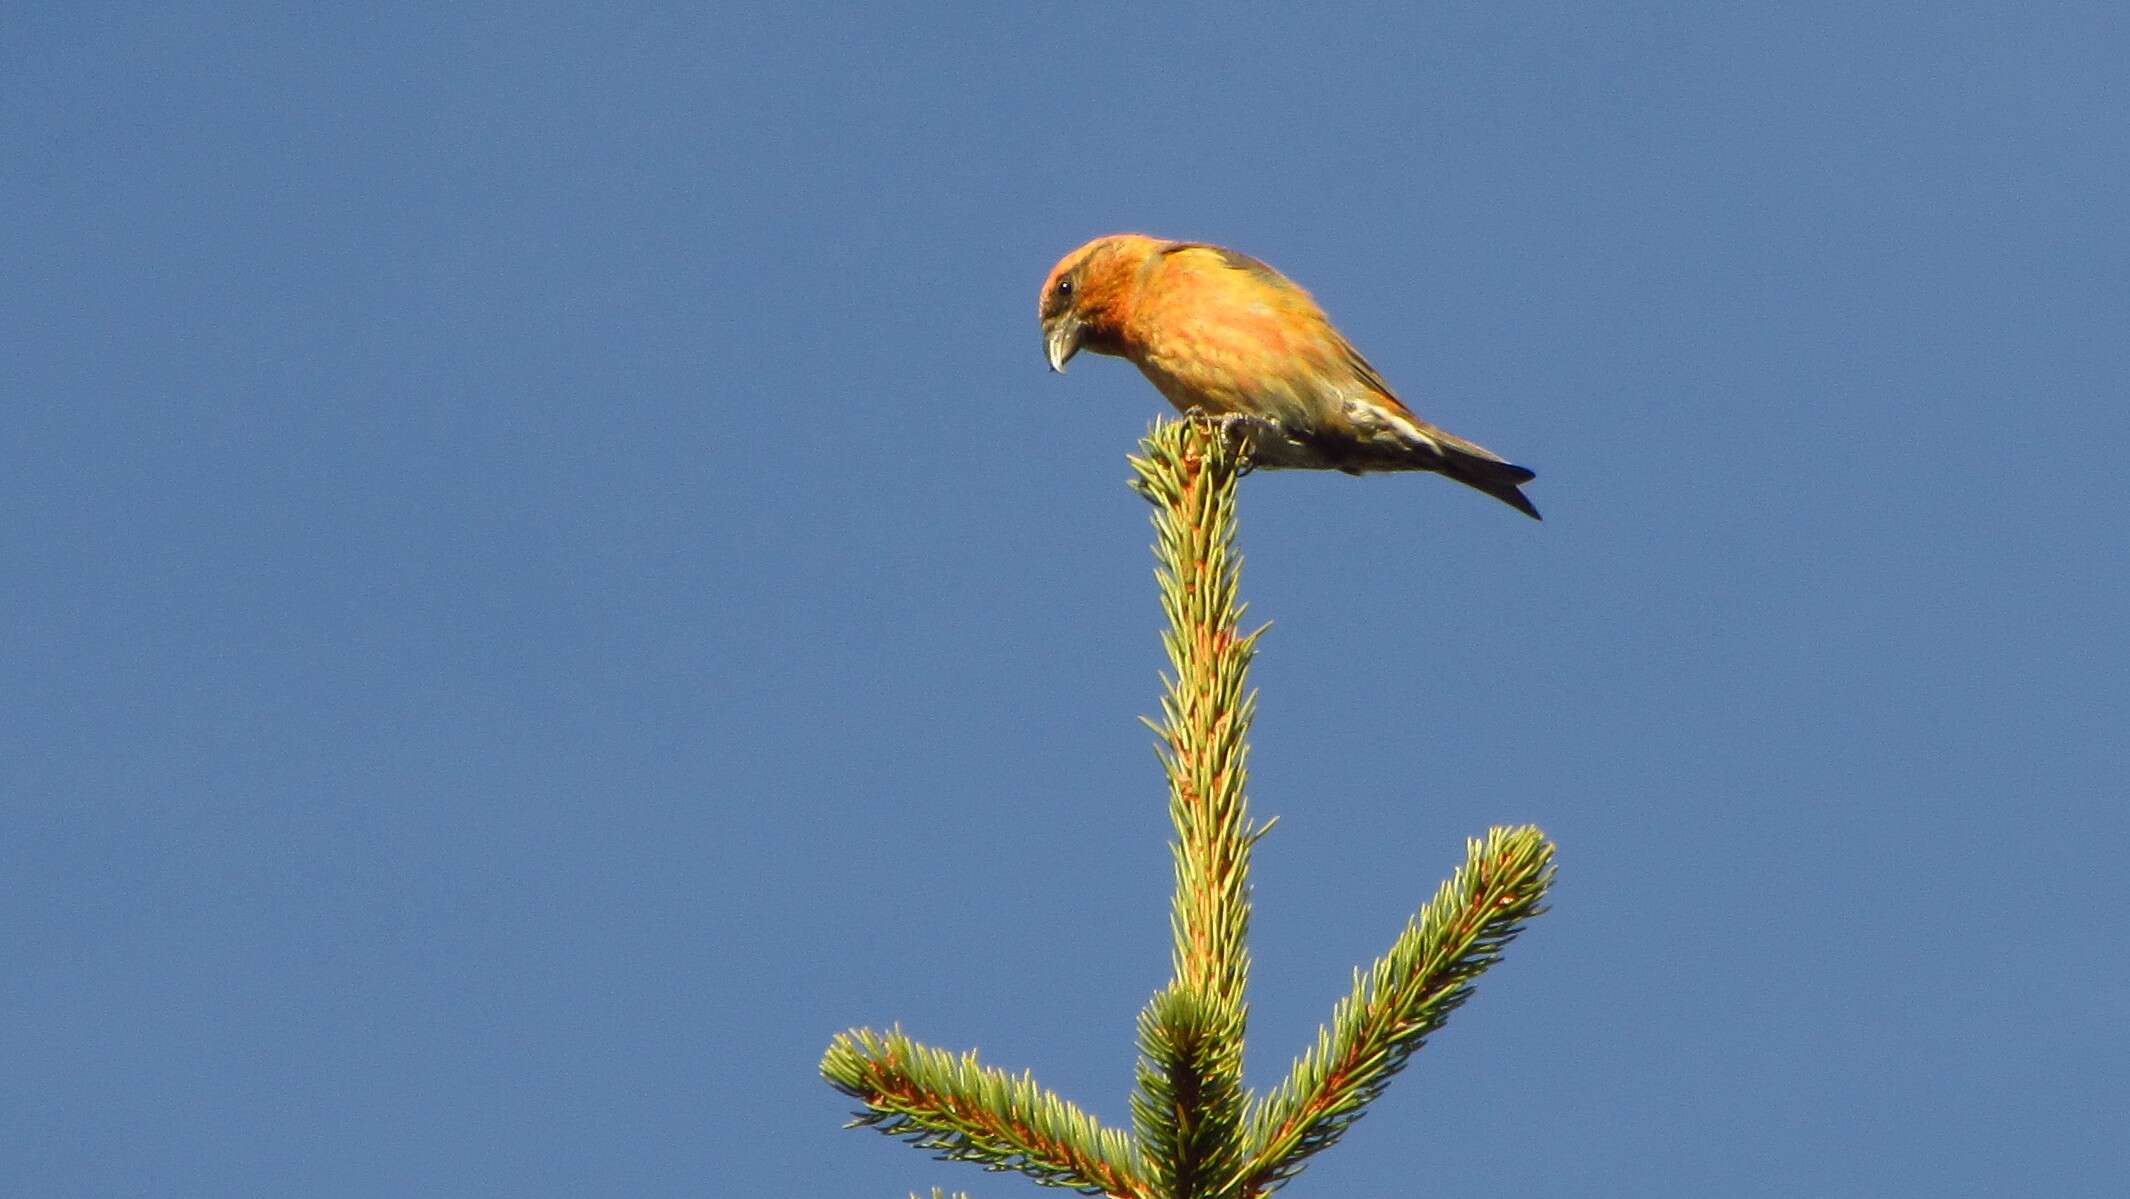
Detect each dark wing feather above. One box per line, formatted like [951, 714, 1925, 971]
[1164, 242, 1304, 293]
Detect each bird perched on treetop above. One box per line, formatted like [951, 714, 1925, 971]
[1039, 234, 1541, 520]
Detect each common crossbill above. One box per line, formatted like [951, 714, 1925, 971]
[1039, 234, 1540, 519]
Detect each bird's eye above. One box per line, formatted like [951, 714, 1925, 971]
[1056, 278, 1073, 296]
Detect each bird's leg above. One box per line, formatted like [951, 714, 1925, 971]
[1177, 408, 1265, 474]
[1220, 413, 1262, 474]
[1215, 411, 1271, 474]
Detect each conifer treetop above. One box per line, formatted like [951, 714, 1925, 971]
[822, 417, 1555, 1198]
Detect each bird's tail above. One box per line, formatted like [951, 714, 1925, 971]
[1436, 438, 1542, 520]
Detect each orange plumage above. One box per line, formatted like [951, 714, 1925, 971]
[1039, 234, 1540, 519]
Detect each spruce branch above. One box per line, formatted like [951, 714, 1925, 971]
[1130, 416, 1263, 1015]
[1240, 825, 1557, 1193]
[1125, 417, 1266, 1199]
[820, 415, 1555, 1198]
[1131, 985, 1249, 1199]
[822, 1026, 1152, 1197]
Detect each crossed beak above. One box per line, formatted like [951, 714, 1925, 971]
[1044, 317, 1084, 374]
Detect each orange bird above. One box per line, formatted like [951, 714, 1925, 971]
[1039, 234, 1540, 519]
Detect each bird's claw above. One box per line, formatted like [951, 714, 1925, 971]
[1178, 408, 1264, 474]
[1216, 412, 1265, 474]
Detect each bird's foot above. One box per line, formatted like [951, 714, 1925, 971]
[1177, 409, 1268, 474]
[1216, 412, 1271, 473]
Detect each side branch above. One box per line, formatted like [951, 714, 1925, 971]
[822, 1027, 1152, 1198]
[1242, 825, 1556, 1193]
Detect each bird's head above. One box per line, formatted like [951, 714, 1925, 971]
[1039, 234, 1163, 373]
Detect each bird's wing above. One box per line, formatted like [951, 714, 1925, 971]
[1164, 241, 1296, 289]
[1326, 330, 1416, 417]
[1313, 291, 1522, 471]
[1142, 243, 1324, 365]
[1167, 244, 1418, 408]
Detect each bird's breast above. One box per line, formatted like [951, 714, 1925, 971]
[1131, 342, 1329, 430]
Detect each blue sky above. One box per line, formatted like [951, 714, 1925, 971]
[6, 4, 2126, 1196]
